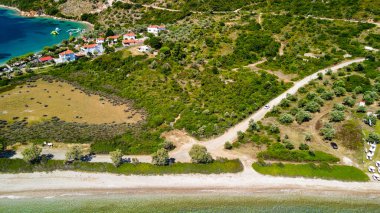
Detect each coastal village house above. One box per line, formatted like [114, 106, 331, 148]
[107, 35, 120, 45]
[38, 56, 54, 63]
[138, 45, 152, 53]
[57, 50, 76, 63]
[147, 25, 166, 36]
[122, 39, 143, 47]
[96, 38, 105, 44]
[123, 32, 136, 40]
[81, 44, 104, 55]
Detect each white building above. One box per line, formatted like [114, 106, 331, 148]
[55, 50, 76, 63]
[81, 44, 104, 55]
[123, 32, 136, 40]
[106, 35, 120, 45]
[96, 38, 105, 44]
[138, 45, 152, 53]
[147, 25, 166, 36]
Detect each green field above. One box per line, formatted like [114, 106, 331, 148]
[0, 158, 243, 175]
[252, 162, 369, 182]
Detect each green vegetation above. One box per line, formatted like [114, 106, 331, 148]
[250, 0, 380, 21]
[110, 149, 123, 167]
[41, 50, 289, 154]
[320, 123, 336, 140]
[0, 158, 243, 175]
[21, 144, 42, 163]
[189, 145, 214, 164]
[0, 0, 76, 18]
[65, 145, 83, 162]
[336, 120, 363, 150]
[151, 148, 169, 166]
[257, 143, 339, 163]
[259, 15, 375, 77]
[252, 162, 369, 182]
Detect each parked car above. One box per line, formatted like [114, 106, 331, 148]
[330, 142, 338, 149]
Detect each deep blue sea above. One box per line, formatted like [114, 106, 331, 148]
[0, 7, 86, 64]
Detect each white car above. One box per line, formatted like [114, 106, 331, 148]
[264, 105, 270, 110]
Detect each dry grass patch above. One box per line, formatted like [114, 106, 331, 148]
[0, 79, 142, 125]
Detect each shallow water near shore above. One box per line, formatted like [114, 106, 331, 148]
[0, 7, 86, 64]
[0, 192, 379, 212]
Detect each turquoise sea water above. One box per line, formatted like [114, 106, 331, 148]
[1, 193, 379, 212]
[0, 7, 86, 64]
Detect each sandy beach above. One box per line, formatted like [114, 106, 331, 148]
[1, 166, 380, 198]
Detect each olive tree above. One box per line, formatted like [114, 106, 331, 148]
[364, 114, 377, 126]
[343, 96, 355, 107]
[248, 119, 260, 132]
[269, 124, 280, 134]
[189, 144, 213, 164]
[304, 101, 320, 113]
[357, 106, 367, 113]
[22, 144, 42, 163]
[367, 132, 380, 144]
[320, 123, 335, 140]
[279, 113, 294, 124]
[321, 91, 334, 100]
[110, 149, 123, 167]
[152, 148, 169, 166]
[329, 110, 345, 122]
[334, 86, 346, 97]
[295, 110, 312, 124]
[65, 145, 83, 162]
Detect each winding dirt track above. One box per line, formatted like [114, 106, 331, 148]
[171, 58, 366, 162]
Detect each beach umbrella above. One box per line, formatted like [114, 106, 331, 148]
[369, 166, 376, 173]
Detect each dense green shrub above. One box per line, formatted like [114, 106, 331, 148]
[320, 123, 335, 140]
[279, 113, 294, 124]
[257, 143, 339, 163]
[189, 145, 213, 164]
[329, 110, 345, 122]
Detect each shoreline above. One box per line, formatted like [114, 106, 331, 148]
[0, 4, 94, 30]
[1, 170, 380, 198]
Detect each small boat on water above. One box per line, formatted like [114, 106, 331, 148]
[50, 30, 59, 35]
[55, 27, 61, 32]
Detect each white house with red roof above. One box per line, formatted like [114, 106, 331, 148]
[81, 44, 104, 55]
[96, 38, 105, 44]
[147, 25, 166, 35]
[106, 35, 120, 45]
[56, 50, 76, 63]
[38, 56, 54, 63]
[122, 39, 143, 47]
[123, 32, 136, 40]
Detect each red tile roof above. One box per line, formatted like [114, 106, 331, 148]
[39, 56, 53, 62]
[59, 50, 74, 56]
[148, 25, 165, 29]
[82, 44, 98, 49]
[107, 35, 120, 40]
[97, 38, 105, 41]
[122, 39, 143, 44]
[124, 32, 136, 37]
